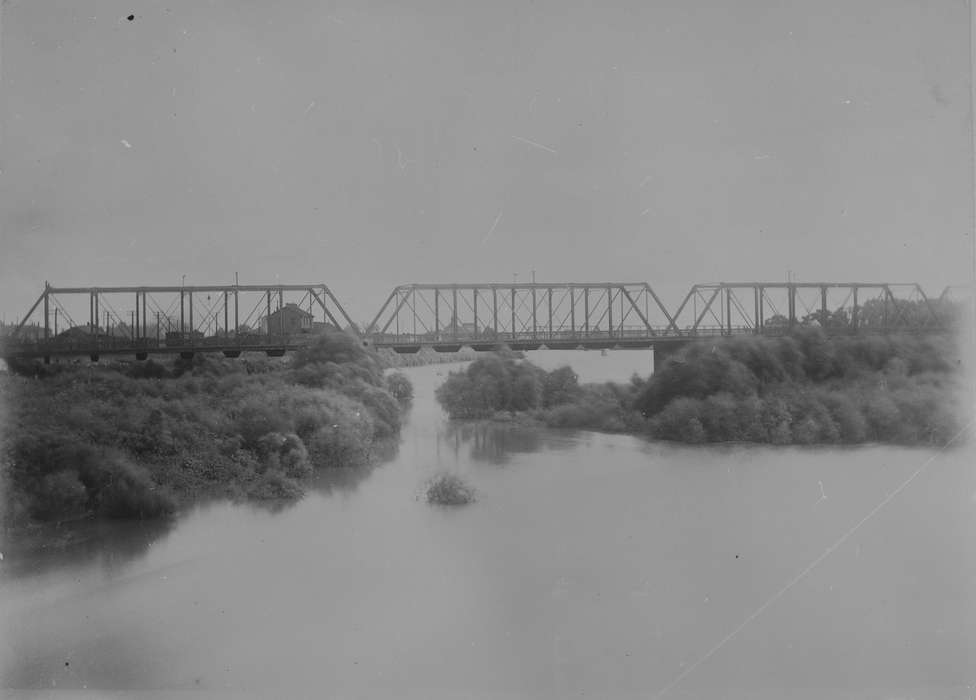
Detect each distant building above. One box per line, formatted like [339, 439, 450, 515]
[263, 303, 313, 335]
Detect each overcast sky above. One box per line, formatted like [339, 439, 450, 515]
[1, 0, 973, 325]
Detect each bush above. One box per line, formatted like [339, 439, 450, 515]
[386, 372, 414, 403]
[425, 473, 476, 505]
[635, 330, 963, 446]
[249, 470, 304, 500]
[31, 470, 89, 521]
[2, 330, 407, 525]
[96, 457, 176, 519]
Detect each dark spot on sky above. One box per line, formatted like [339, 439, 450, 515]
[735, 554, 739, 558]
[65, 661, 69, 667]
[127, 14, 135, 21]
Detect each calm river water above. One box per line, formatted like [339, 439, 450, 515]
[1, 350, 974, 698]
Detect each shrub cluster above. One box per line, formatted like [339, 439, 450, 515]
[2, 329, 412, 526]
[425, 473, 476, 505]
[639, 329, 963, 445]
[434, 356, 646, 431]
[435, 356, 553, 418]
[433, 331, 964, 447]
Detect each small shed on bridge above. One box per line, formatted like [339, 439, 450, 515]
[263, 303, 313, 335]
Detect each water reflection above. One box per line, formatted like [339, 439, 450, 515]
[0, 516, 175, 582]
[439, 420, 579, 465]
[1, 437, 399, 580]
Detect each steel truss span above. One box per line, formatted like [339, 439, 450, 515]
[3, 283, 356, 362]
[364, 283, 676, 352]
[1, 280, 966, 361]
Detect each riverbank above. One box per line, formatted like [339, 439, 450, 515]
[435, 329, 967, 446]
[0, 330, 412, 528]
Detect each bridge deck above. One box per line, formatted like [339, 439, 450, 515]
[1, 324, 950, 362]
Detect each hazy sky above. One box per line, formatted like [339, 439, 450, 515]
[1, 0, 973, 325]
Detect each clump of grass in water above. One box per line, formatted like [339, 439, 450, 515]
[425, 473, 476, 506]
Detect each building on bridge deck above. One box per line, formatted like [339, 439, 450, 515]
[261, 303, 313, 335]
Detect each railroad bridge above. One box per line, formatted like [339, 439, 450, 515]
[0, 280, 965, 370]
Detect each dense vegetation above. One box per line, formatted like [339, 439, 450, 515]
[435, 355, 644, 432]
[425, 473, 476, 505]
[1, 329, 412, 527]
[435, 330, 965, 446]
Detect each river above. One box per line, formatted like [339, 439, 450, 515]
[1, 350, 974, 698]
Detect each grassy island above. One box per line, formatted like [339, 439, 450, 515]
[435, 329, 965, 446]
[1, 330, 412, 527]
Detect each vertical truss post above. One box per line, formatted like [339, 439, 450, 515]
[725, 287, 732, 335]
[620, 288, 625, 335]
[224, 291, 229, 337]
[547, 288, 553, 340]
[510, 288, 516, 340]
[452, 287, 458, 337]
[434, 289, 440, 337]
[570, 286, 576, 336]
[180, 290, 185, 333]
[883, 286, 889, 331]
[266, 290, 272, 336]
[279, 288, 285, 336]
[752, 286, 759, 334]
[757, 286, 764, 333]
[584, 287, 590, 337]
[43, 285, 50, 338]
[94, 292, 100, 336]
[820, 286, 827, 322]
[788, 283, 795, 329]
[492, 287, 498, 337]
[532, 287, 537, 339]
[234, 289, 239, 335]
[473, 288, 479, 338]
[189, 291, 194, 340]
[142, 292, 147, 339]
[135, 292, 140, 340]
[278, 288, 285, 336]
[607, 285, 613, 338]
